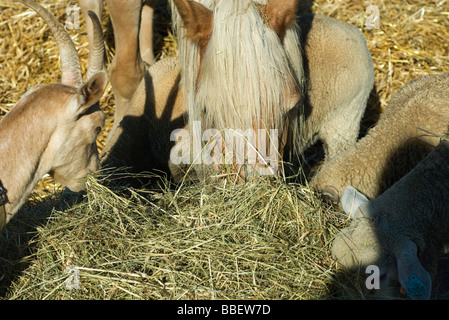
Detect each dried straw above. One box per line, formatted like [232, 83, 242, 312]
[3, 172, 352, 299]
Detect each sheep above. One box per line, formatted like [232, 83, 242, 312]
[0, 0, 108, 230]
[310, 72, 449, 203]
[332, 139, 449, 299]
[99, 0, 374, 183]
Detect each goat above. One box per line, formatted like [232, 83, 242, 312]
[97, 0, 374, 183]
[0, 0, 108, 230]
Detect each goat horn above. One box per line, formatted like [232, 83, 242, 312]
[15, 0, 83, 88]
[85, 10, 105, 81]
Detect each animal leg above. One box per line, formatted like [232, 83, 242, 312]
[106, 0, 146, 134]
[139, 0, 157, 65]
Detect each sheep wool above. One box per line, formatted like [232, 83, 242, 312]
[310, 72, 449, 202]
[333, 140, 449, 299]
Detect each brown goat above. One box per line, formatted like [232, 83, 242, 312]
[0, 0, 108, 230]
[97, 0, 374, 183]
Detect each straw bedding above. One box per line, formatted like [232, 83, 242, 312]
[0, 0, 448, 299]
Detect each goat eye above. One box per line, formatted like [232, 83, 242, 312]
[95, 126, 102, 134]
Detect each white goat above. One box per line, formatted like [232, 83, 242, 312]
[333, 140, 449, 299]
[0, 0, 108, 230]
[310, 72, 449, 202]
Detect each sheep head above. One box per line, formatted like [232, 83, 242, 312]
[332, 185, 432, 300]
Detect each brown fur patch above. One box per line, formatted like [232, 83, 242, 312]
[259, 0, 298, 41]
[173, 0, 213, 49]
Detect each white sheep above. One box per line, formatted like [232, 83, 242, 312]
[332, 139, 449, 299]
[310, 72, 449, 203]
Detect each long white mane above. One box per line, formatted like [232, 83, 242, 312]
[171, 0, 304, 133]
[170, 0, 306, 176]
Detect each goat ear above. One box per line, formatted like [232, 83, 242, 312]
[260, 0, 298, 40]
[78, 70, 107, 111]
[395, 240, 432, 300]
[173, 0, 213, 48]
[341, 185, 370, 219]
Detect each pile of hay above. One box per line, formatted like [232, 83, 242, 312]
[0, 0, 448, 300]
[3, 172, 355, 299]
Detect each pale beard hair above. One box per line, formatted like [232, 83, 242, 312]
[171, 0, 305, 173]
[172, 0, 304, 130]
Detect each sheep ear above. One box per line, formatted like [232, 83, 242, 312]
[341, 186, 370, 219]
[78, 70, 107, 112]
[260, 0, 298, 40]
[395, 240, 432, 300]
[172, 0, 213, 49]
[322, 186, 339, 204]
